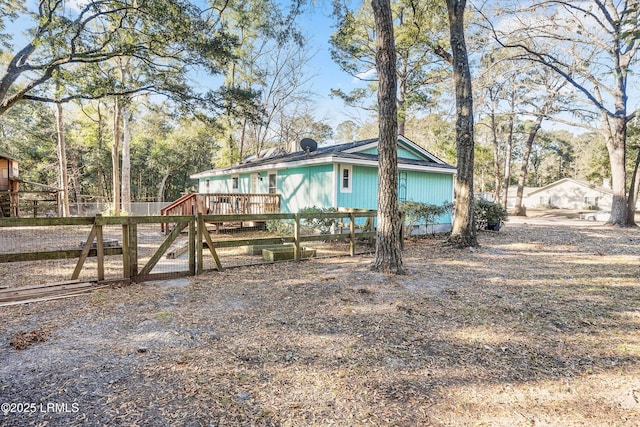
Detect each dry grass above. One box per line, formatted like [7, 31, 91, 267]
[1, 214, 639, 426]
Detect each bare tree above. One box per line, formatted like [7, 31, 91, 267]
[486, 0, 640, 225]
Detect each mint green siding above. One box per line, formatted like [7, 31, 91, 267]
[199, 174, 250, 193]
[404, 171, 453, 223]
[360, 146, 423, 160]
[278, 164, 334, 213]
[196, 161, 453, 224]
[337, 165, 378, 210]
[337, 165, 453, 224]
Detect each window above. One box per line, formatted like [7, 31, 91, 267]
[205, 179, 210, 193]
[340, 165, 352, 193]
[231, 175, 239, 191]
[1, 168, 7, 179]
[584, 196, 598, 207]
[268, 173, 277, 194]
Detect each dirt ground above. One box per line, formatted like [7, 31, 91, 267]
[1, 210, 639, 426]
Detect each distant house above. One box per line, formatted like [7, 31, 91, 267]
[0, 151, 20, 217]
[505, 186, 540, 209]
[190, 136, 457, 232]
[526, 178, 614, 210]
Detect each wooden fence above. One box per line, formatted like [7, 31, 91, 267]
[0, 211, 379, 288]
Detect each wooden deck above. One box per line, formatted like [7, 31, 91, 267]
[160, 193, 281, 232]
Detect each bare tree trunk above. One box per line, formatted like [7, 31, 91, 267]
[121, 102, 132, 214]
[514, 115, 543, 216]
[371, 0, 403, 274]
[491, 113, 501, 205]
[605, 114, 628, 226]
[55, 100, 70, 217]
[68, 151, 83, 216]
[446, 0, 477, 248]
[398, 65, 407, 136]
[157, 172, 171, 203]
[502, 114, 514, 210]
[112, 97, 121, 216]
[96, 104, 104, 205]
[627, 146, 640, 225]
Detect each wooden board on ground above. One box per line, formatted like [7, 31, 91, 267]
[0, 280, 109, 306]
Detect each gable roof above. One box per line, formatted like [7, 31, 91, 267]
[191, 135, 456, 179]
[527, 178, 613, 196]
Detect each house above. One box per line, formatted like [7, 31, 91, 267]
[190, 136, 457, 232]
[505, 185, 540, 209]
[0, 151, 20, 217]
[525, 178, 613, 210]
[0, 151, 61, 217]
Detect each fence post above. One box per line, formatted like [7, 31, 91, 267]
[399, 212, 405, 251]
[349, 212, 356, 257]
[189, 217, 196, 275]
[294, 213, 301, 261]
[122, 218, 138, 282]
[129, 219, 138, 281]
[122, 221, 130, 280]
[95, 214, 105, 281]
[196, 213, 204, 275]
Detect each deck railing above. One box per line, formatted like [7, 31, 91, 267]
[159, 193, 281, 232]
[160, 193, 281, 217]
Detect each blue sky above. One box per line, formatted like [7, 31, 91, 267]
[297, 0, 369, 129]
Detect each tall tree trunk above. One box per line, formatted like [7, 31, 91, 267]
[502, 114, 514, 210]
[514, 115, 543, 216]
[68, 151, 83, 216]
[121, 102, 132, 214]
[446, 0, 477, 248]
[605, 114, 628, 226]
[398, 66, 407, 136]
[112, 97, 121, 216]
[96, 104, 104, 206]
[491, 113, 501, 205]
[55, 100, 70, 217]
[627, 146, 640, 225]
[157, 171, 171, 203]
[371, 0, 403, 274]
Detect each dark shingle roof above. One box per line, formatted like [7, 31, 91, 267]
[197, 137, 455, 177]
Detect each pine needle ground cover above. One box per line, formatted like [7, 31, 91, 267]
[1, 213, 639, 426]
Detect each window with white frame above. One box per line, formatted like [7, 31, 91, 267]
[340, 165, 352, 193]
[231, 175, 239, 191]
[268, 173, 277, 194]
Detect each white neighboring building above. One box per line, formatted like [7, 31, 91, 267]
[504, 186, 540, 209]
[525, 178, 613, 210]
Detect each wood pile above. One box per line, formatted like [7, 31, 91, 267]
[0, 280, 113, 306]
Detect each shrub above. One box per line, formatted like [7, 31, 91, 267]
[474, 199, 507, 231]
[399, 201, 453, 236]
[299, 206, 338, 233]
[266, 219, 293, 234]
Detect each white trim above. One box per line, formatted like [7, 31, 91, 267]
[398, 135, 446, 164]
[267, 171, 278, 194]
[332, 164, 338, 206]
[341, 135, 446, 164]
[340, 164, 353, 193]
[343, 141, 378, 154]
[190, 155, 456, 179]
